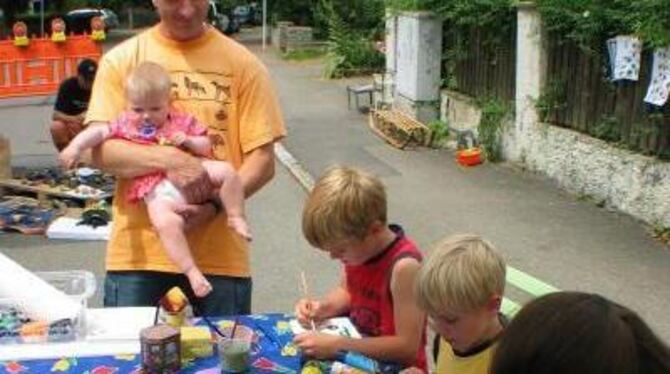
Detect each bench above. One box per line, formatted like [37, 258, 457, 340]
[368, 109, 430, 150]
[347, 84, 375, 112]
[502, 266, 559, 317]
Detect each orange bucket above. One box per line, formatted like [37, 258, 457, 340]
[456, 147, 483, 167]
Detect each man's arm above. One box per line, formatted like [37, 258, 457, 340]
[84, 121, 214, 203]
[238, 142, 275, 198]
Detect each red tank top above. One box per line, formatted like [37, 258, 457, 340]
[345, 225, 427, 370]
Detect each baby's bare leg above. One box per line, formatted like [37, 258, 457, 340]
[202, 159, 251, 240]
[146, 196, 212, 297]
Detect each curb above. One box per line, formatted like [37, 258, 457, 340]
[274, 143, 314, 192]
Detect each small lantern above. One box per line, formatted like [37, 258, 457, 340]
[140, 325, 181, 374]
[90, 16, 106, 41]
[12, 22, 29, 47]
[51, 18, 67, 43]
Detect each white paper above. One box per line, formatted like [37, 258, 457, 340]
[46, 217, 111, 241]
[644, 47, 670, 106]
[289, 317, 361, 339]
[608, 35, 642, 81]
[0, 253, 81, 323]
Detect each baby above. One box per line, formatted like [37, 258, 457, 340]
[60, 61, 250, 297]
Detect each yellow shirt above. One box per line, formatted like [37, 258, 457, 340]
[86, 26, 285, 276]
[436, 338, 497, 374]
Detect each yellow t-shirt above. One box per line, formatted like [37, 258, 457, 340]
[86, 26, 285, 276]
[436, 338, 497, 374]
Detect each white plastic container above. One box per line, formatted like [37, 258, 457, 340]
[0, 270, 96, 344]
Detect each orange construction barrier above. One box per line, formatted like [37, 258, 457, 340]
[0, 35, 102, 99]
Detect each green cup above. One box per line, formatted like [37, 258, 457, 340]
[217, 325, 254, 373]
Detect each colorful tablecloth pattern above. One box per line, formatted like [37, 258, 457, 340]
[0, 314, 302, 373]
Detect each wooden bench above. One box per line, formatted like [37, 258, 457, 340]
[368, 109, 430, 149]
[502, 266, 559, 317]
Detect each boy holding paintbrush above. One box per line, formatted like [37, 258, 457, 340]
[293, 166, 426, 371]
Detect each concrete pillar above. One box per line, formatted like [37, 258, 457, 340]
[511, 2, 547, 161]
[394, 11, 442, 124]
[384, 10, 398, 76]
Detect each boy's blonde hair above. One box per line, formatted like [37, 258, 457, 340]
[302, 166, 387, 248]
[125, 61, 171, 100]
[416, 234, 506, 315]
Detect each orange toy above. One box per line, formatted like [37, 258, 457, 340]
[160, 286, 189, 327]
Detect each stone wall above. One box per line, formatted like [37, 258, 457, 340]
[272, 23, 315, 53]
[440, 87, 670, 227]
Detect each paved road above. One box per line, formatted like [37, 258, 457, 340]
[1, 28, 669, 343]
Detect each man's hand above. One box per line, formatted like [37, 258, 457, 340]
[59, 145, 81, 169]
[293, 332, 343, 359]
[169, 131, 188, 147]
[165, 152, 213, 204]
[174, 202, 217, 231]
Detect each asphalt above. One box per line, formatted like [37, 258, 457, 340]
[0, 28, 669, 343]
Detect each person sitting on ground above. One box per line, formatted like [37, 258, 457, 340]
[50, 58, 97, 151]
[490, 291, 670, 374]
[59, 61, 250, 297]
[403, 234, 507, 374]
[293, 165, 426, 371]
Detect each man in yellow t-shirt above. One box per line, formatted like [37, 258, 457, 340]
[85, 0, 285, 315]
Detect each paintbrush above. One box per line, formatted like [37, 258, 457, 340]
[300, 270, 317, 331]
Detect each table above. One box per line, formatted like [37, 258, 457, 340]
[0, 313, 302, 373]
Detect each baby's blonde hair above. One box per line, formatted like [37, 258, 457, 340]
[416, 234, 506, 315]
[302, 166, 387, 248]
[125, 61, 171, 101]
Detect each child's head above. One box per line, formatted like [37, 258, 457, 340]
[125, 61, 172, 126]
[416, 234, 506, 352]
[302, 166, 387, 265]
[491, 291, 670, 374]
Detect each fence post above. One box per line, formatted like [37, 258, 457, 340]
[510, 2, 547, 161]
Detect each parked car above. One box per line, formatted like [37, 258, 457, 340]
[208, 1, 239, 35]
[65, 8, 118, 34]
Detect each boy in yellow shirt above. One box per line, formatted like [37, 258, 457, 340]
[412, 234, 507, 374]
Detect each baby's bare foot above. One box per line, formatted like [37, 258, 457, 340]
[186, 268, 212, 298]
[228, 216, 252, 241]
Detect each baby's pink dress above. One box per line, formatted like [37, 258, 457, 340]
[108, 110, 208, 202]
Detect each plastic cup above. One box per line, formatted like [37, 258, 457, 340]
[217, 324, 254, 373]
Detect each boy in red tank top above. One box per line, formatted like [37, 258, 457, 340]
[293, 166, 427, 371]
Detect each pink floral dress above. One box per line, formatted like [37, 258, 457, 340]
[108, 110, 208, 202]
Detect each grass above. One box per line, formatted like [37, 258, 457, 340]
[281, 48, 327, 61]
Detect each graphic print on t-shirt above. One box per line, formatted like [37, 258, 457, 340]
[169, 70, 232, 160]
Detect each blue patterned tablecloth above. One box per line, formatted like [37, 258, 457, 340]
[0, 313, 302, 374]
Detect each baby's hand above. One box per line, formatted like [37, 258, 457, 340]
[294, 298, 323, 327]
[59, 145, 80, 169]
[169, 132, 188, 147]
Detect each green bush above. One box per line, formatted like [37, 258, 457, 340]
[321, 0, 384, 78]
